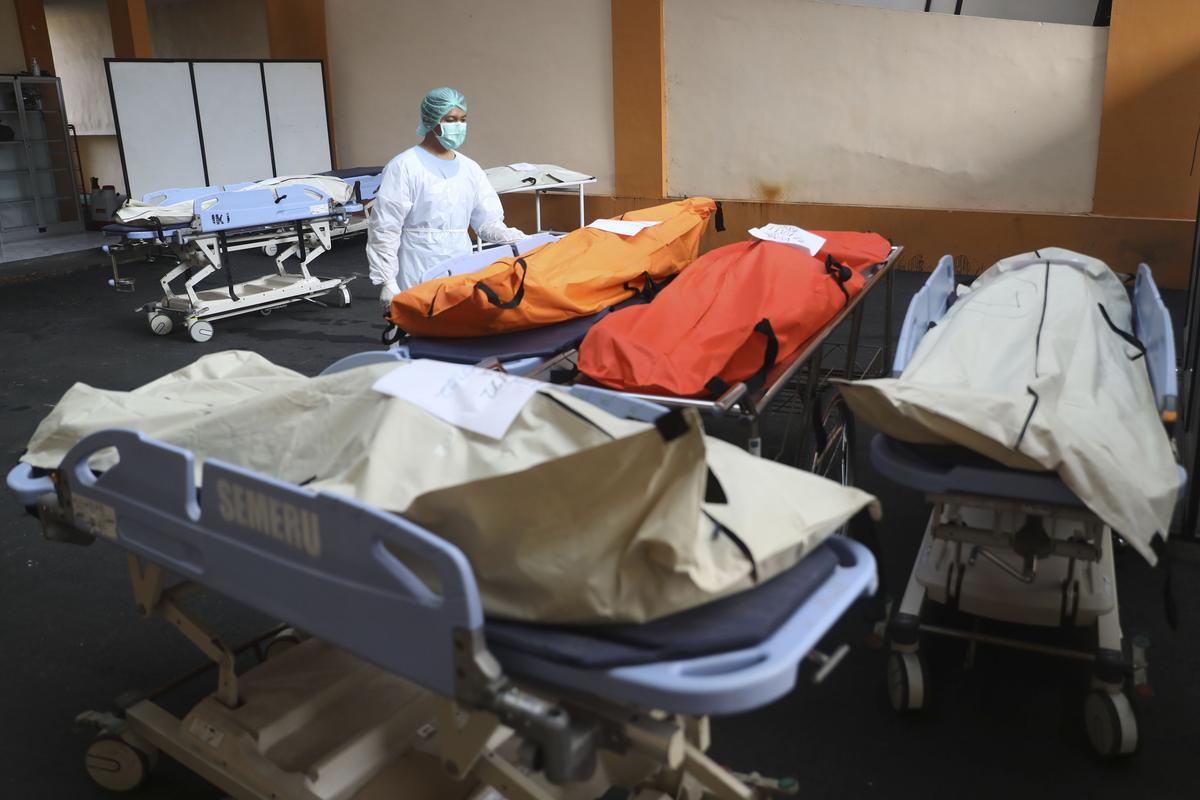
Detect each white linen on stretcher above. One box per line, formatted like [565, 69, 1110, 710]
[114, 175, 357, 225]
[839, 248, 1178, 564]
[22, 351, 877, 624]
[485, 163, 595, 193]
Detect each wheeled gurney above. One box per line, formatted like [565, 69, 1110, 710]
[532, 245, 903, 479]
[6, 365, 878, 799]
[867, 254, 1183, 757]
[103, 170, 382, 341]
[482, 163, 596, 246]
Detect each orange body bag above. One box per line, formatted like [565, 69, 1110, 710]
[577, 232, 892, 397]
[387, 197, 717, 337]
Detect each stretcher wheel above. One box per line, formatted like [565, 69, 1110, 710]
[187, 319, 213, 343]
[84, 734, 157, 792]
[1084, 690, 1138, 757]
[887, 651, 927, 712]
[262, 243, 278, 257]
[259, 308, 272, 317]
[147, 313, 173, 336]
[327, 285, 352, 308]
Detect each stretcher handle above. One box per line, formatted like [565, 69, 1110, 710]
[714, 382, 747, 413]
[6, 462, 54, 508]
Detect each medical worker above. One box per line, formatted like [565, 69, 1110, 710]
[367, 87, 525, 305]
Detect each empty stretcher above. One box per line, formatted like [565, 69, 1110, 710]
[103, 169, 383, 340]
[841, 249, 1185, 758]
[483, 162, 596, 241]
[6, 353, 880, 799]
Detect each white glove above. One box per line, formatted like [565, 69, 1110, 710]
[378, 280, 400, 309]
[478, 221, 526, 244]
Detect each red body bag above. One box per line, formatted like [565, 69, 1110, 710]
[576, 232, 891, 397]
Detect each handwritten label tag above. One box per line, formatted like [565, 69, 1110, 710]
[586, 219, 661, 237]
[372, 361, 543, 440]
[748, 224, 826, 256]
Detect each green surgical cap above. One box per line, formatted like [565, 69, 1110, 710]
[416, 87, 468, 136]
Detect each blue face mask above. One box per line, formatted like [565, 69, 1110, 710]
[436, 121, 467, 150]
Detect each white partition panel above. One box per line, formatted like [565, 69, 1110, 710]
[193, 62, 274, 186]
[109, 61, 206, 199]
[108, 59, 332, 198]
[263, 62, 332, 176]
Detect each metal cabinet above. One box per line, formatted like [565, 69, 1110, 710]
[0, 75, 83, 243]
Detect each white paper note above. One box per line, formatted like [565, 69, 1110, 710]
[748, 224, 827, 256]
[586, 218, 661, 237]
[372, 361, 543, 440]
[507, 162, 538, 171]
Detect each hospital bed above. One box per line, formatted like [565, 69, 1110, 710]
[873, 255, 1181, 757]
[6, 361, 878, 799]
[102, 169, 382, 341]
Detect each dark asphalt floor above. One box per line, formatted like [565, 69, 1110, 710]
[0, 237, 1197, 798]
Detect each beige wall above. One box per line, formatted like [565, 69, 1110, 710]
[149, 0, 268, 59]
[0, 0, 24, 73]
[326, 0, 615, 194]
[78, 133, 123, 189]
[665, 0, 1108, 213]
[44, 0, 114, 135]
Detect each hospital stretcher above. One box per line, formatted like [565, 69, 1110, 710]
[480, 164, 596, 249]
[101, 169, 383, 341]
[529, 245, 903, 480]
[6, 368, 878, 799]
[874, 255, 1182, 757]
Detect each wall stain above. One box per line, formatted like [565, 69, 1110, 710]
[757, 182, 784, 203]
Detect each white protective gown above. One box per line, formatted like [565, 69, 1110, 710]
[367, 146, 516, 291]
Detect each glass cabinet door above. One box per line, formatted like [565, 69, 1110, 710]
[0, 76, 82, 239]
[0, 78, 38, 233]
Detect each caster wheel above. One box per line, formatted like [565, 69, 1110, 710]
[84, 734, 157, 792]
[187, 319, 213, 343]
[147, 313, 173, 336]
[262, 243, 278, 257]
[887, 651, 927, 712]
[265, 627, 303, 660]
[327, 286, 352, 308]
[259, 308, 273, 317]
[1085, 690, 1138, 757]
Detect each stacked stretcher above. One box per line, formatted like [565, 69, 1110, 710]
[104, 169, 383, 341]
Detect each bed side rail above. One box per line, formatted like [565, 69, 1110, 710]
[892, 254, 955, 376]
[195, 184, 345, 232]
[54, 428, 483, 698]
[140, 186, 213, 206]
[1133, 263, 1179, 422]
